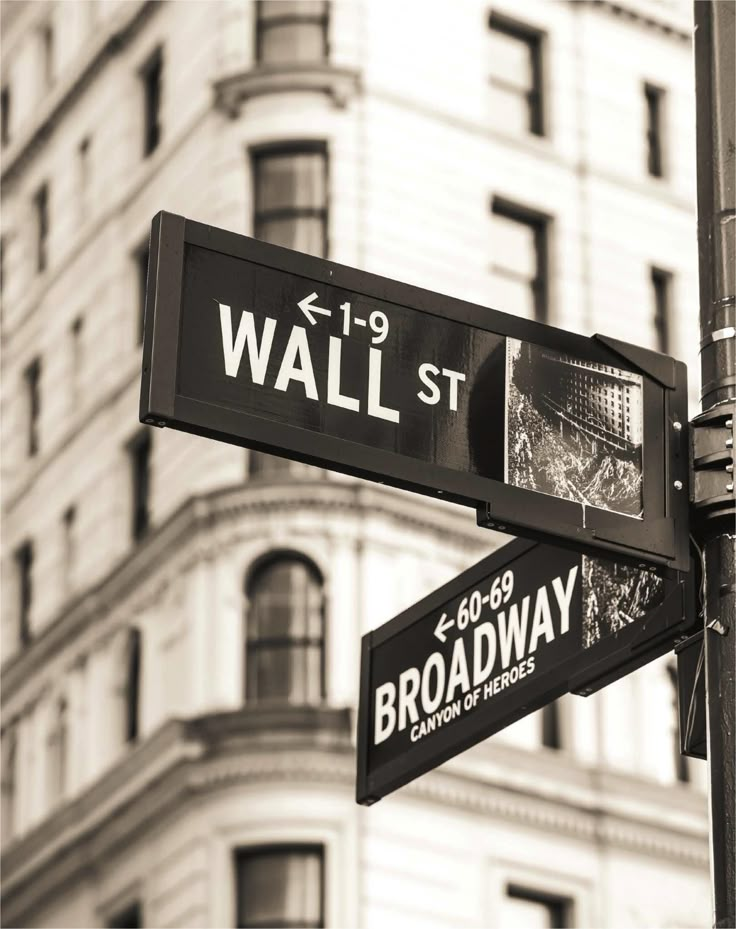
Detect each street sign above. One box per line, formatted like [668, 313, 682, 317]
[356, 538, 694, 805]
[140, 212, 689, 569]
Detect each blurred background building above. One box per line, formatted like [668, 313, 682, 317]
[0, 1, 710, 926]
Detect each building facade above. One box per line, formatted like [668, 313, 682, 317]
[1, 1, 710, 927]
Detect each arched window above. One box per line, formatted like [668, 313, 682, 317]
[245, 555, 325, 704]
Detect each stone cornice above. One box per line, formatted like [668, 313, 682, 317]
[1, 1, 159, 187]
[213, 63, 361, 116]
[1, 479, 493, 707]
[0, 708, 708, 925]
[569, 0, 691, 40]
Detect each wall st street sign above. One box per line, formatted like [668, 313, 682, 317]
[356, 538, 694, 805]
[140, 212, 689, 569]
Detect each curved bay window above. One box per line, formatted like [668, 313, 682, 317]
[255, 1, 329, 66]
[245, 556, 325, 704]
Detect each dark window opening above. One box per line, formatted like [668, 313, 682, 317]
[129, 430, 151, 541]
[541, 701, 561, 749]
[491, 197, 549, 323]
[235, 845, 324, 929]
[245, 555, 325, 704]
[651, 266, 672, 354]
[41, 22, 54, 89]
[141, 48, 162, 156]
[252, 143, 328, 258]
[33, 183, 49, 273]
[107, 902, 142, 929]
[1, 85, 10, 147]
[645, 83, 665, 177]
[135, 242, 150, 344]
[125, 627, 142, 744]
[62, 504, 77, 586]
[256, 1, 329, 65]
[667, 663, 690, 783]
[489, 13, 544, 136]
[505, 884, 571, 929]
[24, 357, 41, 456]
[14, 540, 33, 648]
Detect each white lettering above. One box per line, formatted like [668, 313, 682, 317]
[552, 566, 579, 634]
[374, 682, 396, 745]
[219, 304, 276, 381]
[417, 363, 441, 405]
[472, 622, 497, 686]
[421, 652, 445, 714]
[398, 667, 421, 732]
[274, 326, 319, 400]
[368, 348, 401, 422]
[327, 336, 360, 412]
[441, 368, 466, 412]
[446, 637, 471, 702]
[497, 596, 530, 669]
[528, 586, 555, 654]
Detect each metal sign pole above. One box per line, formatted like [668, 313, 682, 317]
[693, 3, 736, 926]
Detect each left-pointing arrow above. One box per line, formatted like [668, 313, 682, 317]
[298, 292, 332, 325]
[434, 612, 455, 643]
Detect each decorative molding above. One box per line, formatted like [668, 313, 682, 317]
[0, 707, 708, 925]
[213, 64, 361, 116]
[569, 0, 691, 40]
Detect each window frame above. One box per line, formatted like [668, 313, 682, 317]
[140, 46, 163, 157]
[234, 843, 325, 929]
[505, 883, 572, 929]
[128, 430, 152, 542]
[24, 356, 42, 457]
[644, 82, 666, 178]
[124, 627, 142, 744]
[650, 265, 672, 355]
[1, 84, 10, 148]
[14, 540, 33, 648]
[255, 1, 330, 66]
[244, 552, 326, 705]
[33, 182, 49, 273]
[491, 196, 551, 324]
[251, 141, 329, 259]
[488, 11, 545, 137]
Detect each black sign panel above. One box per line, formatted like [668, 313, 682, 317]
[356, 539, 693, 805]
[140, 212, 690, 569]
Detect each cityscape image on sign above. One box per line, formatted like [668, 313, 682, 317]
[357, 539, 693, 805]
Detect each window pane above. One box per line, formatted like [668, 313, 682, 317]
[489, 84, 530, 135]
[489, 30, 532, 87]
[237, 847, 323, 928]
[256, 152, 325, 212]
[249, 561, 323, 638]
[260, 22, 325, 63]
[256, 216, 325, 257]
[503, 895, 562, 929]
[247, 644, 322, 703]
[492, 213, 537, 278]
[259, 1, 326, 20]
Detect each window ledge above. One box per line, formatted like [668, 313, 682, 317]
[214, 63, 361, 116]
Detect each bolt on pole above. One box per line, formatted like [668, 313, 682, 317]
[693, 2, 736, 927]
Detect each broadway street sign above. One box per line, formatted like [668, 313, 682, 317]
[140, 212, 689, 569]
[356, 538, 694, 804]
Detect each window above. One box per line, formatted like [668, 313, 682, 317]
[24, 357, 41, 457]
[541, 701, 561, 749]
[252, 144, 328, 257]
[667, 663, 690, 783]
[1, 85, 10, 147]
[70, 315, 84, 407]
[651, 266, 672, 354]
[33, 182, 49, 273]
[1, 726, 17, 843]
[14, 540, 33, 647]
[77, 136, 91, 219]
[46, 696, 68, 803]
[235, 845, 324, 929]
[107, 903, 142, 929]
[134, 242, 150, 344]
[644, 83, 665, 177]
[129, 430, 152, 541]
[491, 198, 549, 322]
[503, 885, 571, 929]
[245, 556, 325, 703]
[141, 47, 162, 156]
[124, 627, 142, 744]
[40, 21, 54, 89]
[256, 1, 329, 65]
[62, 505, 77, 592]
[489, 13, 544, 136]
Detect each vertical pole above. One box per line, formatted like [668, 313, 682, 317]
[693, 3, 736, 927]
